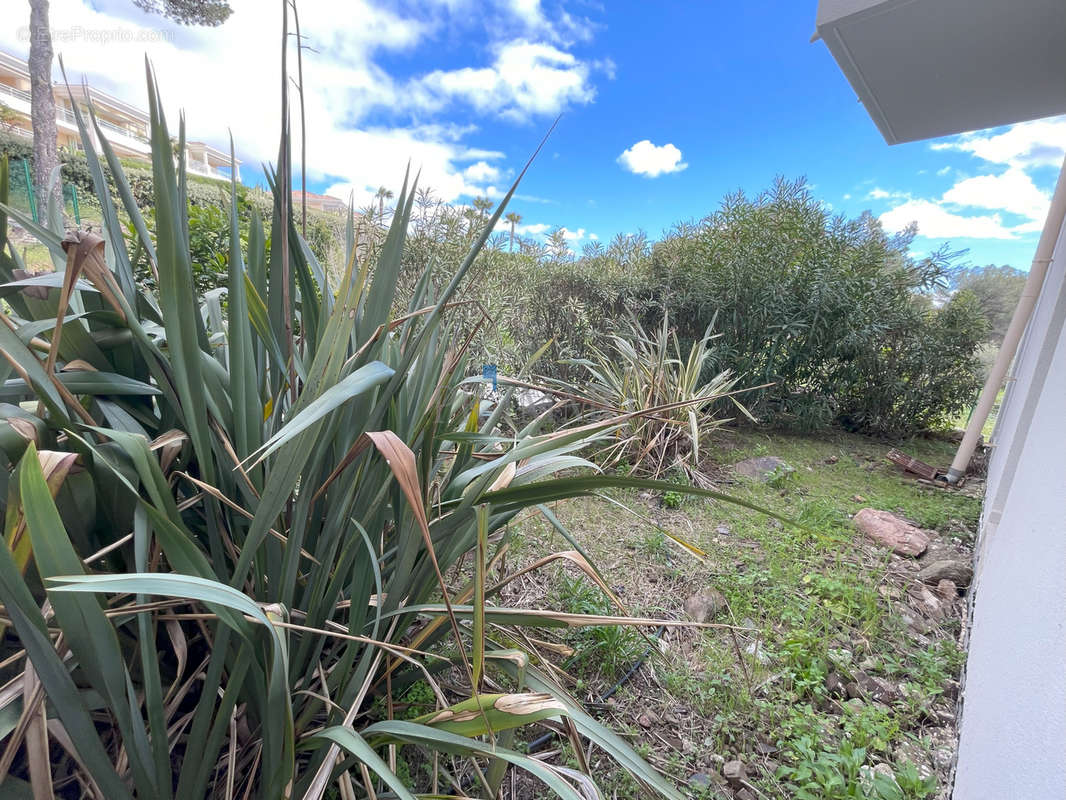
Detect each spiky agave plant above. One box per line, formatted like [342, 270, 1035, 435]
[556, 310, 755, 483]
[0, 42, 789, 799]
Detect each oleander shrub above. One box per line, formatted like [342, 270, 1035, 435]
[649, 178, 984, 434]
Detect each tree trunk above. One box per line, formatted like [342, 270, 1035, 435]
[28, 0, 61, 222]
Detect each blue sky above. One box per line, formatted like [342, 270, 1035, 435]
[3, 0, 1063, 268]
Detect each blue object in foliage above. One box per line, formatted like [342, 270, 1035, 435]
[482, 363, 498, 391]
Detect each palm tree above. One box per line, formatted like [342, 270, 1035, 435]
[504, 211, 522, 252]
[472, 196, 493, 224]
[462, 206, 480, 241]
[375, 186, 393, 220]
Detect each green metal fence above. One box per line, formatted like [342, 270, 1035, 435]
[5, 156, 81, 225]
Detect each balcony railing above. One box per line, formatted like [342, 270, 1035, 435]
[187, 160, 232, 181]
[0, 82, 32, 104]
[2, 83, 149, 145]
[56, 105, 149, 144]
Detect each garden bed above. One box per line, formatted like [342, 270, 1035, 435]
[501, 428, 981, 799]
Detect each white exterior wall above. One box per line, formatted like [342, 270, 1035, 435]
[954, 216, 1066, 798]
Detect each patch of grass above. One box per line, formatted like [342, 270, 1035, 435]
[554, 573, 643, 679]
[841, 702, 900, 753]
[16, 242, 54, 272]
[638, 528, 671, 561]
[661, 489, 684, 509]
[509, 426, 979, 798]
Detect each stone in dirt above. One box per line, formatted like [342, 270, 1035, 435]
[847, 672, 902, 703]
[732, 456, 791, 481]
[735, 789, 756, 800]
[637, 711, 659, 728]
[825, 672, 847, 697]
[916, 586, 942, 617]
[918, 559, 973, 587]
[744, 640, 770, 665]
[687, 773, 712, 790]
[722, 760, 746, 787]
[861, 674, 902, 703]
[935, 579, 959, 600]
[684, 587, 728, 623]
[893, 740, 935, 781]
[688, 771, 729, 798]
[853, 508, 930, 556]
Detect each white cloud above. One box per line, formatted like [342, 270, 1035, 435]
[515, 222, 550, 236]
[931, 117, 1066, 168]
[513, 222, 592, 245]
[879, 200, 1018, 240]
[411, 40, 597, 121]
[617, 140, 687, 177]
[505, 0, 594, 44]
[866, 187, 908, 200]
[875, 118, 1061, 241]
[0, 0, 600, 206]
[941, 169, 1049, 229]
[878, 167, 1051, 240]
[463, 161, 502, 184]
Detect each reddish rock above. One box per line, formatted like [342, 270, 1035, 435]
[853, 508, 930, 556]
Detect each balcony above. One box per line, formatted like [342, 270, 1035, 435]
[0, 82, 31, 105]
[186, 158, 235, 182]
[1, 82, 150, 156]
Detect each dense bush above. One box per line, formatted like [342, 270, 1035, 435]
[446, 178, 986, 437]
[648, 179, 984, 434]
[950, 264, 1026, 343]
[2, 130, 344, 273]
[829, 290, 987, 436]
[9, 109, 984, 441]
[1, 130, 98, 219]
[126, 201, 238, 293]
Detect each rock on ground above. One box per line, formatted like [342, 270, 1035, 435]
[684, 587, 728, 623]
[853, 508, 931, 556]
[918, 559, 973, 587]
[935, 579, 959, 599]
[732, 456, 792, 481]
[722, 759, 747, 787]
